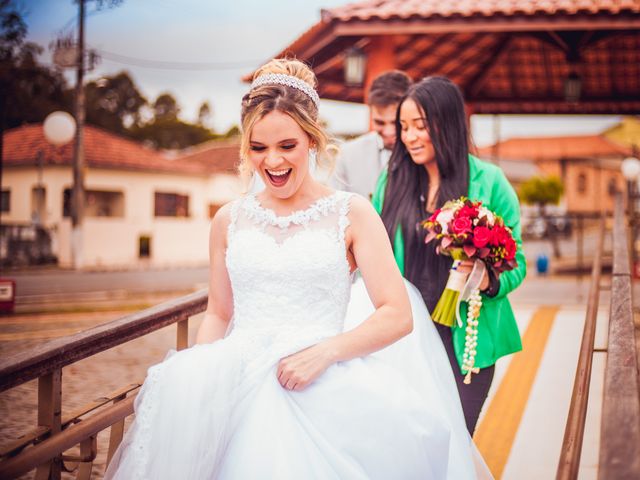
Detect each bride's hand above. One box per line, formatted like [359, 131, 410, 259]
[277, 343, 335, 391]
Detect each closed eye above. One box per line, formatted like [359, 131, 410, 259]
[250, 145, 266, 152]
[280, 144, 296, 150]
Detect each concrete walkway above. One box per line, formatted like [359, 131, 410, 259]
[475, 280, 608, 479]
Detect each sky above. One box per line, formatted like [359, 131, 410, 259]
[20, 0, 622, 147]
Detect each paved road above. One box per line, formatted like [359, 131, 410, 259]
[7, 266, 209, 302]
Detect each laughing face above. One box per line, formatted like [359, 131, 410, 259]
[399, 98, 435, 166]
[249, 110, 313, 199]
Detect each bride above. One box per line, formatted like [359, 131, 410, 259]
[105, 58, 490, 479]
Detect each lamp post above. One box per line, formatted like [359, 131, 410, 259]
[621, 156, 640, 276]
[35, 112, 76, 228]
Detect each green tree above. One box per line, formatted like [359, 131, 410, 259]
[519, 176, 565, 258]
[197, 101, 211, 126]
[153, 93, 180, 121]
[222, 124, 240, 138]
[131, 118, 216, 150]
[0, 1, 71, 129]
[130, 93, 220, 149]
[85, 71, 147, 135]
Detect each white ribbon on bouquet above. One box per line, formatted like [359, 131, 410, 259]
[455, 259, 487, 327]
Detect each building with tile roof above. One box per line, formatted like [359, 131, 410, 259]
[477, 132, 633, 213]
[1, 124, 243, 268]
[256, 0, 640, 114]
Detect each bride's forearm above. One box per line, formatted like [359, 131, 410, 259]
[195, 312, 230, 345]
[322, 305, 412, 363]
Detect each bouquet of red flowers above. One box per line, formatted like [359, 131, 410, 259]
[423, 197, 518, 383]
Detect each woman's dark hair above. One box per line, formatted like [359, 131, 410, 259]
[380, 76, 470, 309]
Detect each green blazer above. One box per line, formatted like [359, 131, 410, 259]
[372, 154, 526, 372]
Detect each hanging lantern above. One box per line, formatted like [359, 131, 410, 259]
[564, 71, 582, 103]
[344, 47, 366, 87]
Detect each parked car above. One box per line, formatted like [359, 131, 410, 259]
[0, 224, 57, 267]
[522, 214, 572, 239]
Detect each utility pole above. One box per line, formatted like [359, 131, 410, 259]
[71, 0, 86, 269]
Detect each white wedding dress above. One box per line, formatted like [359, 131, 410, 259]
[105, 191, 490, 479]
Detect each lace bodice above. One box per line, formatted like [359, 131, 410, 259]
[225, 191, 354, 346]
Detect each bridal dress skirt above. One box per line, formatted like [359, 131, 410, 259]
[105, 278, 491, 479]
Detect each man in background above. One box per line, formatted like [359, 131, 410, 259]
[330, 70, 413, 199]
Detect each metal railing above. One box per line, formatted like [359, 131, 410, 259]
[0, 288, 208, 479]
[556, 216, 605, 479]
[557, 194, 640, 479]
[599, 195, 640, 478]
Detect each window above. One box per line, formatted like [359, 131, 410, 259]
[31, 186, 46, 224]
[63, 189, 125, 218]
[576, 173, 587, 195]
[1, 190, 9, 213]
[139, 235, 151, 258]
[63, 188, 72, 217]
[608, 178, 619, 197]
[85, 190, 124, 217]
[154, 192, 189, 217]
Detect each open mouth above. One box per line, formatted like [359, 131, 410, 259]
[265, 168, 292, 187]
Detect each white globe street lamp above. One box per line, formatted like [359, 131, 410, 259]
[43, 111, 76, 146]
[621, 156, 640, 181]
[41, 112, 80, 266]
[34, 112, 77, 226]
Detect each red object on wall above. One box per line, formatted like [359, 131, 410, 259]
[0, 279, 16, 314]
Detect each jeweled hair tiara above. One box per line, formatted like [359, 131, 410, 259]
[250, 73, 320, 109]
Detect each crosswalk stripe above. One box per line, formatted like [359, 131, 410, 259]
[474, 306, 559, 478]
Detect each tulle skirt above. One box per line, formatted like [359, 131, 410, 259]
[105, 278, 491, 479]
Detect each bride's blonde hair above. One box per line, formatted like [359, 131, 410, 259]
[239, 58, 336, 182]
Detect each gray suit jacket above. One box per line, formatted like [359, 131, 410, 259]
[329, 132, 387, 200]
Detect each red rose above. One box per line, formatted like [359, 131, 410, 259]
[458, 205, 478, 219]
[452, 216, 472, 234]
[490, 225, 509, 246]
[472, 226, 491, 248]
[504, 237, 517, 260]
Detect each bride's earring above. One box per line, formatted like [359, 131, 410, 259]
[308, 148, 317, 166]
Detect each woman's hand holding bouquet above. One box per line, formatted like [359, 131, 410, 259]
[423, 197, 518, 383]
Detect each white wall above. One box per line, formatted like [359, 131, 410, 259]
[3, 166, 243, 268]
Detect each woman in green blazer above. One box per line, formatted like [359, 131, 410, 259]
[372, 77, 526, 434]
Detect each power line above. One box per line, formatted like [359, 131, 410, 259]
[95, 49, 263, 71]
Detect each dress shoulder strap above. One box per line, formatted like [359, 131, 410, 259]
[337, 191, 355, 243]
[227, 197, 243, 238]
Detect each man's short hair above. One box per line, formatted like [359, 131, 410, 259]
[367, 71, 413, 107]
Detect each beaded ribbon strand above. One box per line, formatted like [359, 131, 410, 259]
[462, 289, 482, 384]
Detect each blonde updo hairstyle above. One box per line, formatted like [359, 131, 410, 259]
[240, 58, 335, 181]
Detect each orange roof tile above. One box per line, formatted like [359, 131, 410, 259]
[326, 0, 640, 21]
[477, 134, 632, 161]
[251, 0, 640, 114]
[176, 139, 240, 174]
[3, 124, 237, 176]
